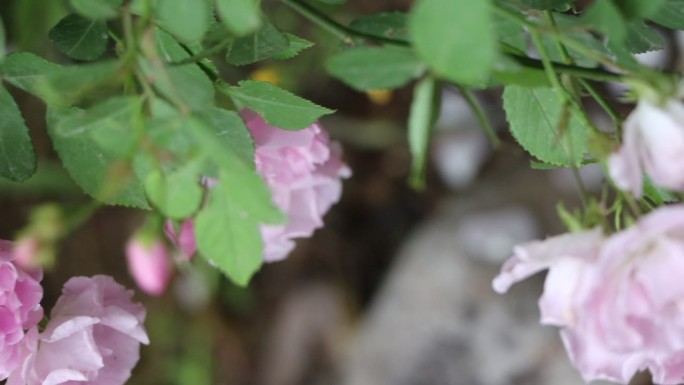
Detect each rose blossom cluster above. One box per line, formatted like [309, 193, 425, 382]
[126, 110, 350, 295]
[493, 205, 684, 385]
[0, 241, 148, 385]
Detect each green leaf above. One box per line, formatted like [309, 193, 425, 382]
[224, 80, 334, 130]
[582, 0, 627, 43]
[495, 13, 527, 53]
[155, 0, 212, 43]
[0, 16, 6, 60]
[48, 14, 108, 61]
[349, 12, 408, 42]
[226, 20, 289, 66]
[200, 107, 255, 165]
[617, 0, 667, 19]
[216, 0, 261, 37]
[144, 29, 215, 111]
[189, 113, 283, 283]
[69, 0, 123, 19]
[189, 116, 282, 224]
[55, 96, 143, 157]
[195, 177, 263, 286]
[317, 0, 347, 4]
[0, 85, 36, 181]
[650, 0, 684, 29]
[408, 76, 438, 188]
[272, 33, 314, 60]
[326, 46, 422, 91]
[0, 52, 61, 99]
[145, 159, 203, 219]
[503, 86, 588, 166]
[624, 22, 665, 53]
[47, 106, 149, 208]
[36, 60, 122, 105]
[409, 0, 496, 85]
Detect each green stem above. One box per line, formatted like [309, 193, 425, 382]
[172, 39, 232, 66]
[457, 86, 501, 148]
[580, 78, 621, 125]
[281, 0, 409, 46]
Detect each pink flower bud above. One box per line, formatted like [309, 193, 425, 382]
[164, 220, 197, 260]
[125, 237, 172, 296]
[609, 99, 684, 196]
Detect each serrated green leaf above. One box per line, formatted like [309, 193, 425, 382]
[650, 0, 684, 29]
[503, 86, 587, 166]
[349, 12, 408, 42]
[195, 178, 263, 286]
[495, 13, 527, 53]
[408, 76, 438, 188]
[226, 20, 289, 66]
[70, 0, 123, 19]
[189, 115, 282, 224]
[0, 52, 61, 99]
[37, 60, 122, 105]
[0, 85, 36, 182]
[48, 14, 108, 61]
[409, 0, 496, 85]
[617, 0, 667, 19]
[272, 33, 314, 60]
[144, 29, 214, 111]
[155, 0, 211, 42]
[216, 0, 261, 37]
[145, 159, 203, 219]
[200, 108, 255, 165]
[47, 106, 149, 208]
[224, 80, 334, 130]
[326, 46, 422, 91]
[56, 96, 143, 157]
[625, 22, 665, 53]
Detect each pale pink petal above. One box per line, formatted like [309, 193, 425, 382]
[125, 238, 172, 296]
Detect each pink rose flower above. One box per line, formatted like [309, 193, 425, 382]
[242, 109, 351, 262]
[125, 237, 172, 296]
[609, 99, 684, 196]
[0, 240, 43, 381]
[8, 275, 149, 385]
[163, 220, 196, 260]
[494, 205, 684, 384]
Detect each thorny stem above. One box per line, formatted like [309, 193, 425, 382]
[457, 86, 501, 149]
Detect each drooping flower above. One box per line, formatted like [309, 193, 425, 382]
[609, 99, 684, 197]
[164, 220, 196, 260]
[243, 109, 351, 262]
[125, 237, 172, 296]
[8, 275, 149, 385]
[0, 240, 43, 381]
[493, 205, 684, 385]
